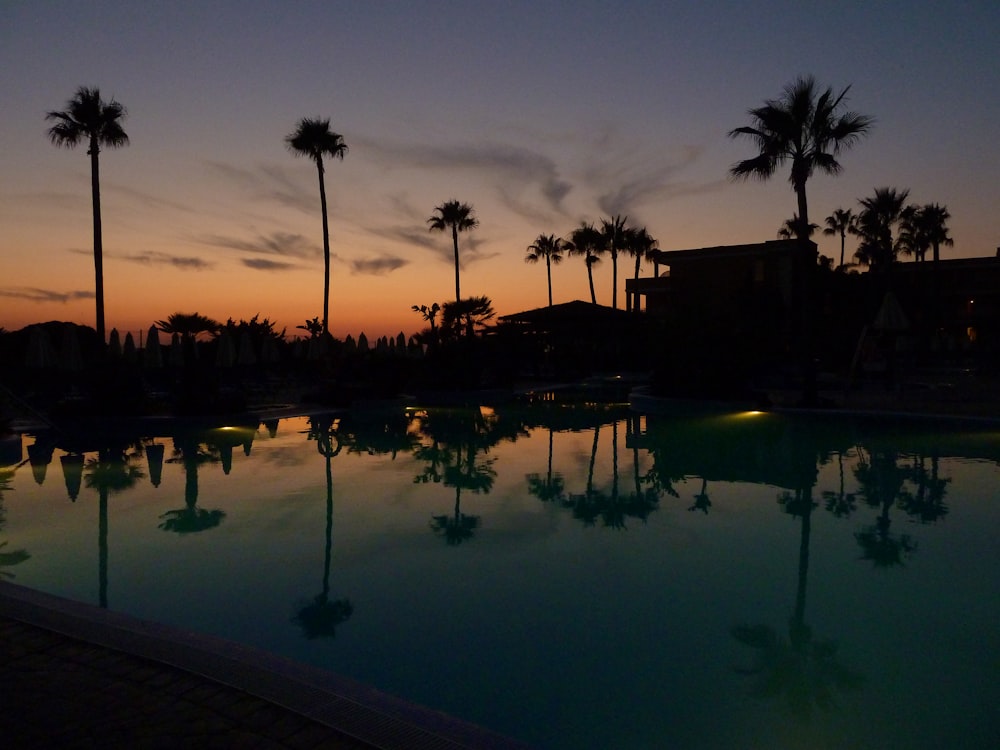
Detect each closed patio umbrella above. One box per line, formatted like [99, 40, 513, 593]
[58, 324, 84, 372]
[108, 328, 122, 359]
[143, 326, 163, 368]
[26, 326, 56, 369]
[215, 330, 236, 368]
[122, 332, 137, 363]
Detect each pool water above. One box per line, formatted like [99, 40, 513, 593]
[2, 405, 998, 749]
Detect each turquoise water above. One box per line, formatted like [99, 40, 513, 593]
[2, 404, 998, 749]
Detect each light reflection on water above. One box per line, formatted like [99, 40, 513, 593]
[1, 405, 998, 749]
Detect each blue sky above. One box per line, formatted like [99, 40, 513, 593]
[2, 0, 998, 338]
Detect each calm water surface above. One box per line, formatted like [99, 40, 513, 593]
[1, 404, 998, 749]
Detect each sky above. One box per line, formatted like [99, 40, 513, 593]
[2, 0, 999, 341]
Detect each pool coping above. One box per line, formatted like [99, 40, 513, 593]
[0, 580, 532, 750]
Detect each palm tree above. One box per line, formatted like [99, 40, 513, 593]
[728, 76, 873, 240]
[46, 87, 129, 344]
[441, 295, 495, 339]
[625, 226, 658, 280]
[777, 215, 818, 240]
[568, 221, 603, 304]
[852, 187, 911, 272]
[525, 234, 566, 307]
[823, 208, 856, 268]
[285, 118, 348, 334]
[599, 215, 629, 309]
[428, 200, 478, 303]
[917, 203, 953, 264]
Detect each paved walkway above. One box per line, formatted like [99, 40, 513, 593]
[0, 583, 530, 750]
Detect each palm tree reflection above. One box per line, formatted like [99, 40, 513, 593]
[159, 435, 225, 534]
[294, 415, 352, 638]
[412, 408, 500, 546]
[732, 482, 863, 716]
[852, 448, 917, 567]
[84, 445, 144, 607]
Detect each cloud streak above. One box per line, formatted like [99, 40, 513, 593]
[198, 230, 319, 260]
[118, 250, 214, 270]
[0, 287, 94, 303]
[357, 137, 573, 222]
[350, 256, 409, 275]
[204, 161, 317, 213]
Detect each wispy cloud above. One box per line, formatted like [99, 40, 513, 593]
[349, 256, 409, 275]
[0, 287, 94, 303]
[357, 137, 573, 222]
[241, 258, 299, 271]
[198, 230, 319, 259]
[204, 161, 316, 213]
[118, 250, 214, 270]
[587, 144, 727, 218]
[367, 224, 497, 269]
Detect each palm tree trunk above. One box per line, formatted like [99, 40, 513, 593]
[452, 224, 461, 302]
[546, 256, 553, 307]
[90, 137, 106, 343]
[611, 250, 618, 309]
[587, 257, 597, 304]
[794, 184, 818, 405]
[839, 230, 846, 269]
[316, 157, 331, 333]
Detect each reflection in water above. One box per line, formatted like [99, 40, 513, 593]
[159, 436, 225, 534]
[294, 415, 352, 638]
[6, 405, 997, 748]
[84, 445, 144, 607]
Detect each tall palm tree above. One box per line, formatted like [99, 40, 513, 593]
[525, 234, 566, 307]
[823, 208, 856, 268]
[728, 76, 873, 240]
[730, 78, 872, 406]
[428, 200, 478, 302]
[46, 87, 129, 344]
[285, 118, 348, 334]
[568, 221, 603, 304]
[599, 214, 629, 309]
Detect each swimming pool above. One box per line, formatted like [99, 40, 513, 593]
[2, 404, 998, 748]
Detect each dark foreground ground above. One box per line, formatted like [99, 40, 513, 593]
[0, 582, 529, 750]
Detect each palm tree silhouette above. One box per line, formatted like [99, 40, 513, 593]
[428, 200, 478, 303]
[286, 118, 348, 334]
[823, 208, 856, 269]
[525, 234, 566, 307]
[853, 187, 911, 272]
[626, 226, 658, 281]
[599, 215, 629, 309]
[777, 215, 818, 240]
[568, 222, 603, 304]
[730, 79, 871, 405]
[46, 87, 129, 343]
[728, 76, 872, 241]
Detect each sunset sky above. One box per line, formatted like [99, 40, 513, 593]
[2, 1, 998, 341]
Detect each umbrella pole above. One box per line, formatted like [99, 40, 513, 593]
[846, 324, 869, 392]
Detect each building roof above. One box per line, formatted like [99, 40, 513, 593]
[498, 300, 639, 327]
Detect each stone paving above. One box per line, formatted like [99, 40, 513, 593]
[0, 582, 530, 750]
[0, 616, 375, 749]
